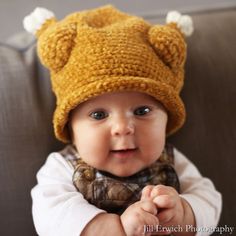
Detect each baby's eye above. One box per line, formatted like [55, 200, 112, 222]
[89, 110, 108, 120]
[134, 106, 151, 116]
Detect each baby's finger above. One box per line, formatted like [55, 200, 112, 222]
[141, 185, 154, 200]
[150, 185, 176, 199]
[153, 195, 175, 209]
[157, 208, 174, 224]
[140, 200, 158, 215]
[143, 212, 159, 227]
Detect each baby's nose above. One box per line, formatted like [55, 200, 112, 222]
[111, 116, 134, 136]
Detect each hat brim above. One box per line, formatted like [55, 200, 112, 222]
[53, 76, 186, 143]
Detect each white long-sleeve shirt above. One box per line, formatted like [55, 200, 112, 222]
[31, 146, 222, 236]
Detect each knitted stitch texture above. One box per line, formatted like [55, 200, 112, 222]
[25, 5, 188, 143]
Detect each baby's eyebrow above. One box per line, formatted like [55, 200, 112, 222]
[150, 102, 167, 112]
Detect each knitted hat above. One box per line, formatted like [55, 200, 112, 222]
[23, 5, 193, 143]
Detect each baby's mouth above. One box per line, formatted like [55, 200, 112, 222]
[110, 148, 138, 158]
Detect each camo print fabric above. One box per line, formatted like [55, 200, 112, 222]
[61, 143, 180, 214]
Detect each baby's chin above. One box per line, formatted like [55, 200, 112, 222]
[104, 166, 147, 178]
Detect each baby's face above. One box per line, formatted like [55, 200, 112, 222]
[70, 91, 167, 177]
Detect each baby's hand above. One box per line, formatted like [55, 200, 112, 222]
[142, 185, 195, 235]
[120, 199, 159, 236]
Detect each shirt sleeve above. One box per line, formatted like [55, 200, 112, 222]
[174, 148, 222, 236]
[31, 152, 105, 236]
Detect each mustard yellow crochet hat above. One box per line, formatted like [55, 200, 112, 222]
[23, 5, 193, 143]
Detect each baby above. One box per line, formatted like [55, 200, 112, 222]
[23, 5, 222, 236]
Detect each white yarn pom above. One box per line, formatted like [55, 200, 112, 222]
[166, 11, 194, 36]
[23, 7, 55, 35]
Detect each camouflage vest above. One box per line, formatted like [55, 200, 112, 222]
[61, 144, 180, 215]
